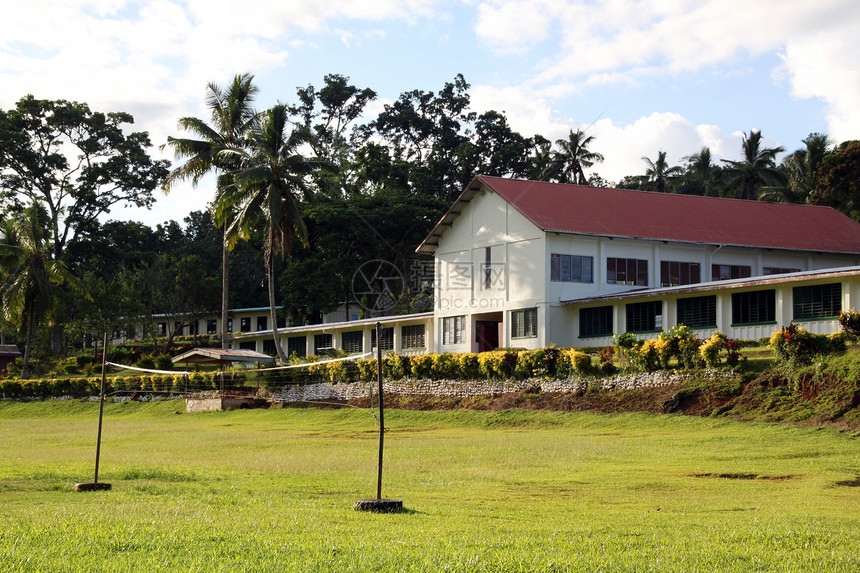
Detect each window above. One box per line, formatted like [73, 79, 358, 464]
[342, 331, 363, 354]
[551, 254, 594, 283]
[263, 339, 280, 356]
[763, 267, 801, 275]
[157, 322, 167, 336]
[227, 318, 233, 333]
[626, 301, 662, 333]
[287, 336, 306, 358]
[511, 308, 537, 338]
[660, 261, 700, 287]
[371, 327, 394, 351]
[240, 317, 251, 331]
[677, 295, 717, 328]
[207, 319, 217, 334]
[793, 283, 841, 320]
[188, 321, 198, 335]
[239, 341, 256, 351]
[732, 290, 775, 325]
[256, 316, 267, 331]
[712, 264, 751, 281]
[314, 333, 333, 353]
[442, 316, 466, 345]
[484, 246, 492, 290]
[580, 306, 613, 338]
[607, 257, 648, 286]
[402, 325, 426, 349]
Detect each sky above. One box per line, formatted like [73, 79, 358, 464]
[2, 0, 859, 228]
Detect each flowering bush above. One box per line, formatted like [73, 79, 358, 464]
[769, 325, 846, 365]
[838, 309, 860, 340]
[556, 348, 593, 377]
[699, 331, 727, 367]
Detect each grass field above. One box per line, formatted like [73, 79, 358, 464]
[1, 399, 858, 572]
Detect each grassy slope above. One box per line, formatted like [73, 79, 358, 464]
[0, 401, 858, 572]
[371, 348, 860, 432]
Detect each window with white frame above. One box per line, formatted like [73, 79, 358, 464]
[442, 316, 466, 345]
[511, 308, 537, 338]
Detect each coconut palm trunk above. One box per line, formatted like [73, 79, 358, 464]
[221, 224, 230, 349]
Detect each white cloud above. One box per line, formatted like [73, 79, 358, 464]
[589, 112, 741, 184]
[474, 0, 860, 142]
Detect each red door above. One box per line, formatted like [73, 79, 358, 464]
[476, 321, 500, 353]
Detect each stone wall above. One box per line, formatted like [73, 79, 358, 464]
[270, 371, 687, 403]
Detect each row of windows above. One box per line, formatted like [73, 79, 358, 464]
[580, 283, 842, 337]
[260, 325, 427, 357]
[159, 315, 288, 337]
[551, 254, 805, 287]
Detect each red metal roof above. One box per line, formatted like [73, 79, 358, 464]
[417, 176, 860, 254]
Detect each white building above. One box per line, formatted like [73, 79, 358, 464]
[234, 176, 860, 357]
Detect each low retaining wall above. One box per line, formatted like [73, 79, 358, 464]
[271, 371, 689, 403]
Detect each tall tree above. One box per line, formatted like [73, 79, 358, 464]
[679, 147, 720, 196]
[641, 150, 683, 193]
[0, 96, 169, 263]
[162, 73, 259, 349]
[0, 203, 87, 378]
[548, 129, 605, 185]
[721, 130, 786, 201]
[809, 140, 860, 220]
[778, 132, 834, 204]
[221, 104, 329, 362]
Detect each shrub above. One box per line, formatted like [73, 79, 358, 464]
[135, 355, 155, 369]
[515, 349, 548, 378]
[838, 308, 860, 340]
[386, 355, 411, 380]
[154, 354, 174, 371]
[633, 339, 661, 372]
[478, 350, 517, 379]
[769, 325, 847, 365]
[678, 336, 703, 369]
[597, 346, 617, 374]
[456, 353, 481, 380]
[431, 353, 459, 380]
[700, 331, 727, 367]
[61, 357, 81, 375]
[556, 348, 592, 377]
[356, 359, 378, 382]
[408, 354, 433, 379]
[325, 361, 349, 383]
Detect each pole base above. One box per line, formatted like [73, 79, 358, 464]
[354, 498, 403, 512]
[74, 482, 112, 492]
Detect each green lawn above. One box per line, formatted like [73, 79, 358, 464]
[0, 400, 857, 572]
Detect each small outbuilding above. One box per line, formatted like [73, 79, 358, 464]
[0, 345, 22, 375]
[172, 347, 273, 413]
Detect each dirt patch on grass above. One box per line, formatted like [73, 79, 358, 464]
[692, 473, 800, 481]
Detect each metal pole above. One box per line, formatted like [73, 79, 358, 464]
[93, 332, 108, 484]
[376, 322, 384, 500]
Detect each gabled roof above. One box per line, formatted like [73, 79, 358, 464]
[172, 347, 272, 364]
[416, 175, 860, 255]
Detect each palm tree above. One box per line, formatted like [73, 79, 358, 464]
[0, 204, 88, 378]
[779, 132, 834, 203]
[549, 129, 605, 185]
[220, 104, 331, 362]
[641, 150, 683, 193]
[161, 73, 259, 349]
[680, 147, 720, 196]
[721, 130, 786, 201]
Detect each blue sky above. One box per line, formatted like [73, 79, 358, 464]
[2, 0, 858, 227]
